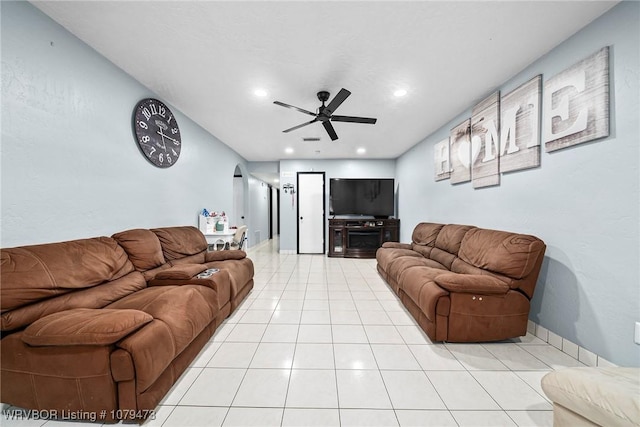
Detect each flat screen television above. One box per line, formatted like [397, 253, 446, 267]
[329, 178, 395, 218]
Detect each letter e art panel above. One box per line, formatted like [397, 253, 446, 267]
[543, 46, 609, 152]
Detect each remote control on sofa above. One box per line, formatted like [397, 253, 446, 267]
[197, 268, 220, 279]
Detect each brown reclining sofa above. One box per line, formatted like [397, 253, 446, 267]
[377, 223, 546, 343]
[0, 226, 253, 423]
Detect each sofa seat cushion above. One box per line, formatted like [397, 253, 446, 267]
[22, 308, 152, 347]
[376, 248, 422, 273]
[398, 267, 449, 322]
[148, 270, 232, 313]
[107, 285, 219, 392]
[387, 256, 447, 283]
[205, 258, 253, 293]
[542, 367, 640, 427]
[376, 247, 422, 271]
[106, 285, 218, 355]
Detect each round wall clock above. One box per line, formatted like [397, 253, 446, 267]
[133, 98, 182, 168]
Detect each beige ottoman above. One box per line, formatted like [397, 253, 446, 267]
[541, 367, 640, 427]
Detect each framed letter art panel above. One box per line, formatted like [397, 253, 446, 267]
[434, 138, 451, 181]
[500, 75, 541, 172]
[543, 46, 609, 152]
[471, 91, 500, 188]
[449, 119, 472, 184]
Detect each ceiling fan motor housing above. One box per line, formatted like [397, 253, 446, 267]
[317, 91, 330, 103]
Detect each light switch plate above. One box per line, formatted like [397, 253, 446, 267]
[635, 322, 640, 345]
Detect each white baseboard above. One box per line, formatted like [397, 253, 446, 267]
[527, 320, 617, 367]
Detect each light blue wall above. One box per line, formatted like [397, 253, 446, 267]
[0, 2, 268, 248]
[397, 2, 639, 366]
[279, 159, 396, 252]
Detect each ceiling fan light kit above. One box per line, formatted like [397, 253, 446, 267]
[274, 88, 377, 141]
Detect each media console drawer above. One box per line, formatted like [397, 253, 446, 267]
[328, 218, 399, 259]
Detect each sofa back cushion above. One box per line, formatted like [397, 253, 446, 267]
[459, 228, 546, 280]
[152, 226, 207, 261]
[428, 224, 475, 269]
[112, 229, 165, 271]
[1, 237, 134, 313]
[1, 271, 147, 332]
[411, 223, 444, 246]
[434, 224, 475, 254]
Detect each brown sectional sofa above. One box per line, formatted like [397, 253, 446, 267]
[377, 222, 546, 342]
[0, 226, 253, 423]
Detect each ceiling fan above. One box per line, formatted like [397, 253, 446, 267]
[274, 88, 377, 141]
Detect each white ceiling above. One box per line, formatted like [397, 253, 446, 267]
[32, 1, 616, 165]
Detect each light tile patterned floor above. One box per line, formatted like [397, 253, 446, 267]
[1, 238, 586, 426]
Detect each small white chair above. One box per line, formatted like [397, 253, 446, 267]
[229, 225, 248, 250]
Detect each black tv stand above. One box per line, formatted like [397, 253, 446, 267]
[328, 218, 399, 258]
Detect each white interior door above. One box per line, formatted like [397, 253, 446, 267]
[233, 176, 245, 226]
[298, 172, 325, 254]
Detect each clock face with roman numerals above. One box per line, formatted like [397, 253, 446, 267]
[133, 98, 181, 168]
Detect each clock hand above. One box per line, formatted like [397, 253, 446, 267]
[157, 129, 180, 144]
[155, 130, 168, 150]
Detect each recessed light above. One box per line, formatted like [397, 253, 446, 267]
[394, 89, 407, 97]
[285, 147, 294, 154]
[274, 178, 280, 183]
[254, 89, 268, 97]
[357, 147, 366, 155]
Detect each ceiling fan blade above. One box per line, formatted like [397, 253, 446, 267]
[274, 101, 317, 117]
[331, 115, 377, 124]
[283, 118, 317, 133]
[325, 88, 351, 114]
[322, 121, 339, 141]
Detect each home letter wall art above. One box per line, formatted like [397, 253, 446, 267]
[437, 46, 610, 187]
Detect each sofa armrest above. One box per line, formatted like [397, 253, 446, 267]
[153, 263, 207, 280]
[205, 250, 247, 262]
[434, 273, 510, 295]
[22, 308, 152, 346]
[381, 242, 412, 250]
